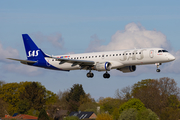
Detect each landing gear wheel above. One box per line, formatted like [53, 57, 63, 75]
[155, 63, 161, 73]
[103, 72, 110, 79]
[156, 69, 160, 72]
[87, 72, 94, 78]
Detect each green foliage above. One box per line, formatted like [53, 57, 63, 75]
[17, 99, 30, 114]
[119, 98, 145, 114]
[66, 84, 86, 112]
[78, 102, 98, 114]
[99, 97, 122, 114]
[27, 108, 40, 117]
[96, 113, 113, 120]
[0, 81, 56, 115]
[0, 82, 31, 115]
[119, 108, 138, 120]
[160, 107, 180, 120]
[38, 108, 50, 120]
[63, 116, 79, 120]
[20, 82, 46, 111]
[46, 90, 57, 105]
[136, 109, 158, 120]
[131, 77, 180, 119]
[112, 108, 119, 120]
[0, 97, 8, 117]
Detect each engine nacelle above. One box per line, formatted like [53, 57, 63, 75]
[118, 65, 136, 73]
[94, 62, 112, 71]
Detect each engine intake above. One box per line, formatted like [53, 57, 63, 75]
[118, 65, 136, 73]
[94, 62, 112, 71]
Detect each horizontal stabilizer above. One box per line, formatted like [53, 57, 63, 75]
[7, 58, 37, 64]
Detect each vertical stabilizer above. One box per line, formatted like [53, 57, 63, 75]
[22, 34, 48, 60]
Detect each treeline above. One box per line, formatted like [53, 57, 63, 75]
[0, 77, 180, 120]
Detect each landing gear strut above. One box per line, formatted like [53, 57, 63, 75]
[156, 63, 161, 72]
[86, 70, 94, 78]
[103, 71, 110, 78]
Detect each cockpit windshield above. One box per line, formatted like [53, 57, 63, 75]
[158, 50, 168, 53]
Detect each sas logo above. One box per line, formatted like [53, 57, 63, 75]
[27, 50, 40, 57]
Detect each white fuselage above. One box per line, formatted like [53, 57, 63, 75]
[45, 48, 175, 71]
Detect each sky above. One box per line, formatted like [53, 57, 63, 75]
[0, 0, 180, 100]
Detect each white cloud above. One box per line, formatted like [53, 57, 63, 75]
[0, 39, 41, 76]
[32, 32, 64, 49]
[0, 43, 19, 62]
[86, 22, 179, 75]
[86, 22, 170, 52]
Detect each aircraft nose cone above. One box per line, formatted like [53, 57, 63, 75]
[169, 55, 175, 61]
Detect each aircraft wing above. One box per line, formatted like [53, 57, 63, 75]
[7, 58, 37, 64]
[50, 57, 95, 66]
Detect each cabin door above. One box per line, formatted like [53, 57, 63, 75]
[149, 50, 154, 58]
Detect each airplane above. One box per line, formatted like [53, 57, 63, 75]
[7, 34, 175, 79]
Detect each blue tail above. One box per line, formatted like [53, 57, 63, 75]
[22, 34, 49, 61]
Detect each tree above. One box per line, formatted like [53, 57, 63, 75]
[0, 81, 56, 115]
[66, 84, 86, 112]
[131, 77, 180, 118]
[119, 108, 138, 120]
[96, 113, 113, 120]
[136, 109, 158, 120]
[17, 99, 30, 114]
[38, 108, 50, 120]
[115, 86, 132, 100]
[0, 98, 8, 117]
[112, 108, 119, 120]
[20, 82, 46, 111]
[119, 98, 145, 114]
[0, 82, 23, 115]
[160, 107, 180, 120]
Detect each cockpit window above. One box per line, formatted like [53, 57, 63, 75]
[158, 50, 168, 53]
[162, 50, 168, 52]
[158, 50, 162, 53]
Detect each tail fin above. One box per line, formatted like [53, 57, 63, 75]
[22, 34, 49, 60]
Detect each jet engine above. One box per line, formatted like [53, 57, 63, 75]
[118, 65, 136, 73]
[94, 62, 112, 71]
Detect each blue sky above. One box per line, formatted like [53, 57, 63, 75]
[0, 0, 180, 100]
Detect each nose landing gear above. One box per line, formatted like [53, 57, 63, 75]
[156, 63, 161, 72]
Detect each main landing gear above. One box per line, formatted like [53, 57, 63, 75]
[87, 70, 94, 78]
[156, 63, 161, 72]
[103, 71, 110, 79]
[86, 70, 110, 79]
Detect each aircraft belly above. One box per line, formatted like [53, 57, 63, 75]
[51, 62, 80, 70]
